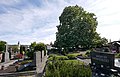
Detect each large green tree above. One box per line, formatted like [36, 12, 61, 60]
[55, 5, 107, 49]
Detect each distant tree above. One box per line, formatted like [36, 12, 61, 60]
[101, 37, 108, 45]
[50, 42, 53, 46]
[26, 42, 37, 59]
[27, 42, 46, 59]
[34, 42, 46, 51]
[30, 42, 36, 51]
[12, 46, 19, 53]
[0, 41, 7, 53]
[54, 5, 107, 50]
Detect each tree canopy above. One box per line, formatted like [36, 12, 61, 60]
[0, 41, 7, 52]
[27, 42, 46, 59]
[54, 5, 108, 49]
[34, 42, 46, 51]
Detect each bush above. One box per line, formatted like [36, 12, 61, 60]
[26, 51, 34, 59]
[45, 60, 91, 77]
[67, 54, 76, 59]
[48, 55, 68, 61]
[56, 56, 68, 60]
[49, 54, 56, 58]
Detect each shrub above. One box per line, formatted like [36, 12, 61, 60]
[49, 54, 56, 58]
[48, 57, 53, 61]
[48, 55, 68, 61]
[45, 60, 91, 77]
[26, 51, 34, 59]
[67, 54, 76, 59]
[56, 56, 68, 60]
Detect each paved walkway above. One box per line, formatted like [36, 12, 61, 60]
[0, 70, 36, 77]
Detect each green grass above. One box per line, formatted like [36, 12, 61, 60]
[63, 60, 84, 65]
[48, 54, 68, 60]
[67, 53, 80, 56]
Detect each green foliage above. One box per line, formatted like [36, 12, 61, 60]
[48, 55, 68, 61]
[45, 60, 91, 77]
[55, 5, 108, 49]
[26, 51, 34, 59]
[30, 42, 36, 51]
[55, 56, 68, 60]
[27, 42, 46, 59]
[11, 45, 18, 53]
[67, 53, 80, 59]
[64, 60, 84, 64]
[49, 54, 56, 58]
[34, 42, 46, 51]
[115, 53, 120, 58]
[0, 41, 6, 52]
[68, 53, 80, 56]
[67, 54, 76, 59]
[26, 42, 36, 59]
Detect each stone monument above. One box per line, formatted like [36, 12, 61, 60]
[36, 51, 42, 73]
[4, 44, 10, 62]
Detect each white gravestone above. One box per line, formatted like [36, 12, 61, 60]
[36, 51, 42, 73]
[4, 44, 10, 62]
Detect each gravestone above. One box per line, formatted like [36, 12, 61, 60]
[41, 50, 44, 62]
[4, 44, 10, 62]
[10, 48, 14, 59]
[91, 51, 114, 69]
[32, 51, 42, 66]
[36, 51, 42, 73]
[32, 50, 48, 77]
[90, 51, 115, 76]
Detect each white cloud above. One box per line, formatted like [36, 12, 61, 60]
[0, 0, 20, 5]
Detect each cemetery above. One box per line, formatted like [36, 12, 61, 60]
[0, 42, 48, 77]
[0, 4, 120, 77]
[0, 40, 120, 77]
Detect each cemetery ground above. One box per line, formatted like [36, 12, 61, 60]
[0, 50, 92, 77]
[1, 49, 120, 77]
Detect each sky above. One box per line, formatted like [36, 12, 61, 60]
[0, 0, 120, 45]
